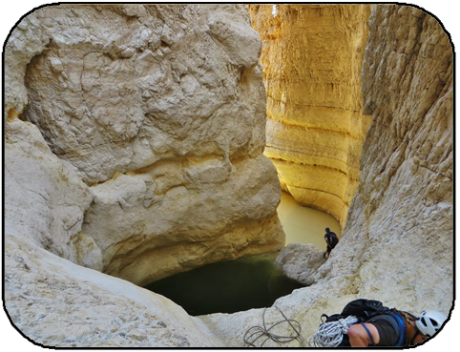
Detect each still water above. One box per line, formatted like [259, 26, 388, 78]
[145, 253, 303, 316]
[144, 192, 342, 316]
[278, 192, 342, 250]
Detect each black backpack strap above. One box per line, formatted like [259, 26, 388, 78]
[361, 323, 376, 346]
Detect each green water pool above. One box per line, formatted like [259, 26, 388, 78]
[144, 253, 304, 316]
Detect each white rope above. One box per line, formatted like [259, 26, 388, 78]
[309, 315, 359, 347]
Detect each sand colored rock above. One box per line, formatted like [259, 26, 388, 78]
[5, 229, 222, 347]
[19, 5, 265, 185]
[275, 243, 326, 286]
[248, 5, 372, 227]
[83, 154, 284, 286]
[4, 119, 97, 269]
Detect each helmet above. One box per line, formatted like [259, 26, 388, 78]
[325, 228, 330, 232]
[415, 310, 447, 337]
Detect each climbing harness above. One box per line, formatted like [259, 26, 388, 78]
[389, 311, 408, 346]
[243, 306, 306, 347]
[398, 310, 420, 346]
[309, 315, 359, 347]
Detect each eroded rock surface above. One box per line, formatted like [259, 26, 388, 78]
[5, 119, 97, 269]
[5, 230, 222, 347]
[275, 243, 326, 286]
[5, 4, 285, 288]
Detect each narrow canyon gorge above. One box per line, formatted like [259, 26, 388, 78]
[249, 5, 372, 228]
[3, 4, 453, 347]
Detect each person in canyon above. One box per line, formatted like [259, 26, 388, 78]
[346, 309, 447, 347]
[323, 228, 339, 258]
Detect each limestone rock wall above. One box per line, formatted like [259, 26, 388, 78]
[4, 4, 285, 288]
[333, 4, 454, 312]
[248, 5, 372, 227]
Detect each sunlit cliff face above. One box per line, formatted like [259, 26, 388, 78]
[249, 4, 372, 227]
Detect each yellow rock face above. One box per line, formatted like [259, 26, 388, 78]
[249, 5, 372, 227]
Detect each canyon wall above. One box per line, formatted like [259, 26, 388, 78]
[3, 4, 453, 348]
[200, 5, 453, 346]
[334, 3, 453, 311]
[5, 4, 285, 289]
[248, 5, 372, 227]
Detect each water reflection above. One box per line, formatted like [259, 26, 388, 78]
[277, 192, 342, 250]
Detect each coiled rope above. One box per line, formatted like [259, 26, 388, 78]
[243, 306, 306, 347]
[309, 315, 359, 347]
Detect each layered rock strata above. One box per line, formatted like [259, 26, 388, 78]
[249, 5, 372, 227]
[5, 4, 285, 288]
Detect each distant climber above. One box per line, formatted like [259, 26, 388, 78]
[324, 228, 339, 259]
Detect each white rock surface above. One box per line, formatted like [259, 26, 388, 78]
[275, 243, 326, 286]
[4, 119, 97, 269]
[5, 227, 222, 347]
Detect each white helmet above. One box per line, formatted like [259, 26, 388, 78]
[415, 310, 447, 337]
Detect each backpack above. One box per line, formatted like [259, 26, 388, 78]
[322, 299, 391, 324]
[324, 232, 339, 248]
[327, 233, 339, 247]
